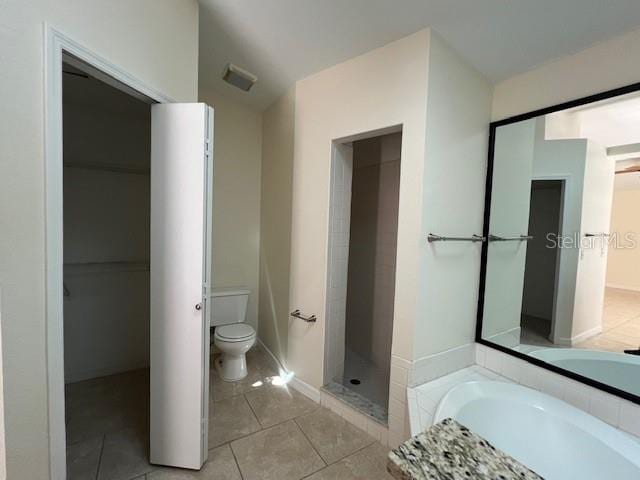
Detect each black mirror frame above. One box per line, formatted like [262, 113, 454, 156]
[476, 80, 640, 406]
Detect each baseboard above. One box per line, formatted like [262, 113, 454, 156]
[256, 337, 322, 404]
[556, 325, 602, 346]
[606, 283, 640, 293]
[486, 327, 521, 349]
[289, 377, 322, 403]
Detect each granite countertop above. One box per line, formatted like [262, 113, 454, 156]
[387, 418, 544, 480]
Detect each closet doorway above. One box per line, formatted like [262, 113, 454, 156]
[62, 59, 153, 477]
[521, 179, 564, 346]
[47, 35, 212, 477]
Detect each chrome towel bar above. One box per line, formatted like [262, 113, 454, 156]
[291, 309, 317, 323]
[427, 234, 485, 243]
[488, 234, 533, 242]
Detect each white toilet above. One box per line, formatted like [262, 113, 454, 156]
[211, 287, 256, 381]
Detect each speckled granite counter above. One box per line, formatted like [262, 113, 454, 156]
[387, 418, 544, 480]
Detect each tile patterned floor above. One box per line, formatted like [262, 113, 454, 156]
[575, 287, 640, 352]
[65, 346, 392, 480]
[519, 287, 640, 353]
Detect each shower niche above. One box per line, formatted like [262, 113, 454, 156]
[324, 129, 402, 423]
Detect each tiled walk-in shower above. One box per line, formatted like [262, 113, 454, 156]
[324, 131, 402, 425]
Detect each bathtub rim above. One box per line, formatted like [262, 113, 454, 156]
[529, 347, 640, 365]
[434, 380, 640, 467]
[476, 338, 640, 406]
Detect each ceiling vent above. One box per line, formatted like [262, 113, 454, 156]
[222, 63, 257, 92]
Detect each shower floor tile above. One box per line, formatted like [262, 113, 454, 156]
[323, 382, 388, 424]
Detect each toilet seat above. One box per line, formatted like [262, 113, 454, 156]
[215, 323, 255, 342]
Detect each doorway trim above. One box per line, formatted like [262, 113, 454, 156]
[44, 24, 174, 479]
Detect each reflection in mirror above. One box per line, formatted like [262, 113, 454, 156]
[481, 90, 640, 398]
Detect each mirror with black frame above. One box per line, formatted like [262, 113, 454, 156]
[479, 85, 640, 400]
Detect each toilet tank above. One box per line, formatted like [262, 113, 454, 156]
[210, 287, 250, 327]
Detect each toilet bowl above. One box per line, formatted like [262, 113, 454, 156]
[210, 287, 255, 381]
[213, 323, 256, 381]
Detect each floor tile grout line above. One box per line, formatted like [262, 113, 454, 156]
[209, 392, 321, 452]
[242, 392, 265, 430]
[94, 434, 106, 480]
[330, 438, 378, 466]
[292, 417, 328, 468]
[227, 442, 246, 480]
[299, 440, 388, 480]
[294, 413, 378, 467]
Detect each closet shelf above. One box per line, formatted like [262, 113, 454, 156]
[64, 161, 150, 175]
[64, 261, 150, 276]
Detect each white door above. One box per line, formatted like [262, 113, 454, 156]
[150, 103, 213, 470]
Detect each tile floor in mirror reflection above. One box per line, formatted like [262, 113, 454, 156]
[575, 287, 640, 353]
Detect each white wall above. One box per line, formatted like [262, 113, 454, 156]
[325, 142, 354, 384]
[482, 119, 536, 344]
[415, 32, 492, 359]
[199, 89, 262, 331]
[0, 1, 199, 477]
[530, 120, 588, 344]
[607, 189, 640, 291]
[492, 27, 640, 121]
[258, 87, 296, 366]
[572, 141, 614, 341]
[482, 114, 608, 346]
[63, 76, 151, 382]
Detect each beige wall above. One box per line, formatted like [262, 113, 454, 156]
[288, 29, 431, 391]
[492, 27, 640, 121]
[0, 1, 199, 477]
[258, 88, 296, 366]
[199, 89, 263, 331]
[607, 189, 640, 292]
[415, 32, 492, 358]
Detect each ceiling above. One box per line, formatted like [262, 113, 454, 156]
[578, 94, 640, 149]
[198, 0, 640, 110]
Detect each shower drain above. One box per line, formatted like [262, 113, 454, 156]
[349, 378, 361, 385]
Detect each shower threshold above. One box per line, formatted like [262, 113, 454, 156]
[322, 381, 388, 425]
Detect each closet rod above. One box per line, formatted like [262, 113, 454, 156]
[64, 261, 150, 276]
[64, 161, 150, 175]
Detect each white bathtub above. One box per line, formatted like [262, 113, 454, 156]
[434, 381, 640, 479]
[529, 348, 640, 396]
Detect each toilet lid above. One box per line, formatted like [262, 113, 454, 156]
[215, 323, 255, 341]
